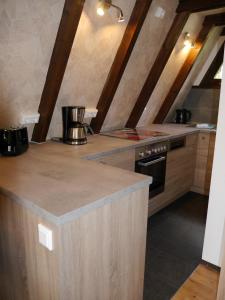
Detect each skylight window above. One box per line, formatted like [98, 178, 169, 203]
[214, 64, 223, 80]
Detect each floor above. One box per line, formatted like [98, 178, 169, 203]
[144, 192, 209, 300]
[172, 264, 219, 300]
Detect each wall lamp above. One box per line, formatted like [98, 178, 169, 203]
[97, 0, 125, 23]
[183, 32, 195, 49]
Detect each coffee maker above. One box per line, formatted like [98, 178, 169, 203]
[62, 106, 87, 145]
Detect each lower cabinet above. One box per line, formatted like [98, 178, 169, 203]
[94, 132, 216, 216]
[192, 132, 216, 195]
[148, 134, 197, 216]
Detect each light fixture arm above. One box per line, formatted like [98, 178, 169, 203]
[97, 0, 124, 22]
[110, 3, 124, 19]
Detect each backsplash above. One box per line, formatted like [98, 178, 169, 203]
[180, 88, 220, 124]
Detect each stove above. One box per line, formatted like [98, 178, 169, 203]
[101, 128, 169, 141]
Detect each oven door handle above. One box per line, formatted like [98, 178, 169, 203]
[137, 156, 166, 167]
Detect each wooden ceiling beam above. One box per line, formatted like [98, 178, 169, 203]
[90, 0, 153, 134]
[200, 42, 224, 88]
[126, 12, 190, 128]
[154, 23, 213, 124]
[203, 13, 225, 27]
[32, 0, 85, 143]
[177, 0, 225, 13]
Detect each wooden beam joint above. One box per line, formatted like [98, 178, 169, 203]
[177, 0, 225, 13]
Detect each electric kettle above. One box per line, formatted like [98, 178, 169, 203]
[175, 109, 192, 124]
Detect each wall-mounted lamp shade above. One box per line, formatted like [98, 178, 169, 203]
[184, 32, 195, 49]
[97, 0, 124, 23]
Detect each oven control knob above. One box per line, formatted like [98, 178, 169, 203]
[153, 148, 157, 153]
[146, 150, 152, 155]
[139, 152, 145, 158]
[161, 147, 164, 151]
[164, 146, 167, 151]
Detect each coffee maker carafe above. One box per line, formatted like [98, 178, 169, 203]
[62, 106, 87, 145]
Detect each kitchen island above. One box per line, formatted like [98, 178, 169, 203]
[0, 124, 215, 300]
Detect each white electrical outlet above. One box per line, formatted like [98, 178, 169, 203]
[84, 108, 98, 119]
[38, 224, 53, 251]
[155, 7, 165, 19]
[21, 113, 40, 125]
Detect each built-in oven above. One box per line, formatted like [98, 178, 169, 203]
[135, 141, 168, 199]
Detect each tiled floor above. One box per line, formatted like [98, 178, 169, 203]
[144, 192, 208, 300]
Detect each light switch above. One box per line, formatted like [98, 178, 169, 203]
[38, 224, 53, 251]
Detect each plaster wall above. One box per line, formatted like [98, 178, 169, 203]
[182, 88, 220, 124]
[202, 45, 225, 267]
[166, 27, 222, 122]
[138, 13, 204, 127]
[49, 0, 136, 137]
[101, 0, 178, 132]
[0, 0, 64, 137]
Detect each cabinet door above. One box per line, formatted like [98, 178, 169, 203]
[96, 149, 135, 171]
[192, 132, 215, 195]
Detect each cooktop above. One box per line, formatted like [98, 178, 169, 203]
[101, 128, 169, 141]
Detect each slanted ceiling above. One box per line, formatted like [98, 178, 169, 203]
[0, 1, 225, 140]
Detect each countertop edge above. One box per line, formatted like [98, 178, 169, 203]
[0, 177, 152, 225]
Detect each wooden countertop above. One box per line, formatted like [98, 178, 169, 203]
[0, 124, 215, 224]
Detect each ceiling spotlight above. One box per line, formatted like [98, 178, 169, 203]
[97, 0, 125, 23]
[184, 32, 195, 49]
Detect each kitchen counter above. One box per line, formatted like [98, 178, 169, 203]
[0, 123, 217, 299]
[0, 124, 215, 224]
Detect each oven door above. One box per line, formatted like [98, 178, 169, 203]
[135, 153, 167, 198]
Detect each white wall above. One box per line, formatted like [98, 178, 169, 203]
[194, 36, 225, 86]
[202, 45, 225, 267]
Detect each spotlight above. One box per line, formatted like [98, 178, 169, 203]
[97, 0, 125, 23]
[184, 33, 195, 49]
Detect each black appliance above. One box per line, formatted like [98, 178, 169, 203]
[175, 109, 192, 124]
[0, 127, 29, 156]
[135, 142, 168, 198]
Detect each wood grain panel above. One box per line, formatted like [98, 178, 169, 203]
[90, 0, 153, 133]
[192, 132, 215, 195]
[205, 133, 216, 194]
[154, 23, 213, 124]
[32, 0, 85, 143]
[177, 0, 225, 13]
[60, 187, 149, 300]
[0, 186, 149, 299]
[126, 12, 190, 128]
[0, 193, 60, 300]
